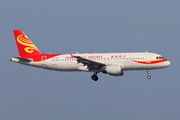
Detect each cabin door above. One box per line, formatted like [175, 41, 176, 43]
[146, 54, 151, 63]
[41, 56, 47, 66]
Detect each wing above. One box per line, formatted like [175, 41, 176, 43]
[71, 54, 105, 71]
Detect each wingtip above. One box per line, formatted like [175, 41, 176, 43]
[70, 54, 75, 58]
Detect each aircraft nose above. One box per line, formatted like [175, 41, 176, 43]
[168, 61, 170, 66]
[165, 60, 171, 67]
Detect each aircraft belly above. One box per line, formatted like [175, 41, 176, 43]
[60, 64, 79, 71]
[123, 62, 160, 70]
[47, 61, 80, 71]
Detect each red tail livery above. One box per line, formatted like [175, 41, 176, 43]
[13, 30, 42, 58]
[13, 30, 59, 62]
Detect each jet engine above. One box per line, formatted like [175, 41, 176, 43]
[103, 65, 124, 76]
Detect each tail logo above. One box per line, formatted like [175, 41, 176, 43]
[17, 34, 39, 53]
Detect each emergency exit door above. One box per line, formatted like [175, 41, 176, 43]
[41, 56, 47, 65]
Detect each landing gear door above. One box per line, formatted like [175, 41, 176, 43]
[146, 54, 151, 63]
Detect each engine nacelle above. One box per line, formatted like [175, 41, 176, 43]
[103, 65, 124, 76]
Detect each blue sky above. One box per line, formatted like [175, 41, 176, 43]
[0, 0, 179, 120]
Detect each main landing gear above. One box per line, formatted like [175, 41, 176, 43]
[91, 72, 98, 81]
[147, 70, 151, 79]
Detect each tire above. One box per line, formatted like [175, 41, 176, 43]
[147, 75, 151, 79]
[91, 75, 98, 81]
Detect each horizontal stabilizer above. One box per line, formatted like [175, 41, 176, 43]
[10, 56, 32, 63]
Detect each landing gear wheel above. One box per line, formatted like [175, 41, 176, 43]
[91, 75, 98, 81]
[146, 70, 151, 79]
[147, 75, 151, 79]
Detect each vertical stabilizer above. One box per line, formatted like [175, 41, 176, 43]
[13, 30, 42, 58]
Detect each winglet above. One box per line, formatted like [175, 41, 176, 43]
[70, 54, 75, 58]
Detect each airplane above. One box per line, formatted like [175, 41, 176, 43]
[10, 30, 170, 81]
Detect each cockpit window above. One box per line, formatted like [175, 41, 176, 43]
[156, 56, 164, 59]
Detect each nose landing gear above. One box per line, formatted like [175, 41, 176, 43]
[147, 70, 151, 79]
[91, 72, 98, 81]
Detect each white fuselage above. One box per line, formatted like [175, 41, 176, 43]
[11, 52, 170, 72]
